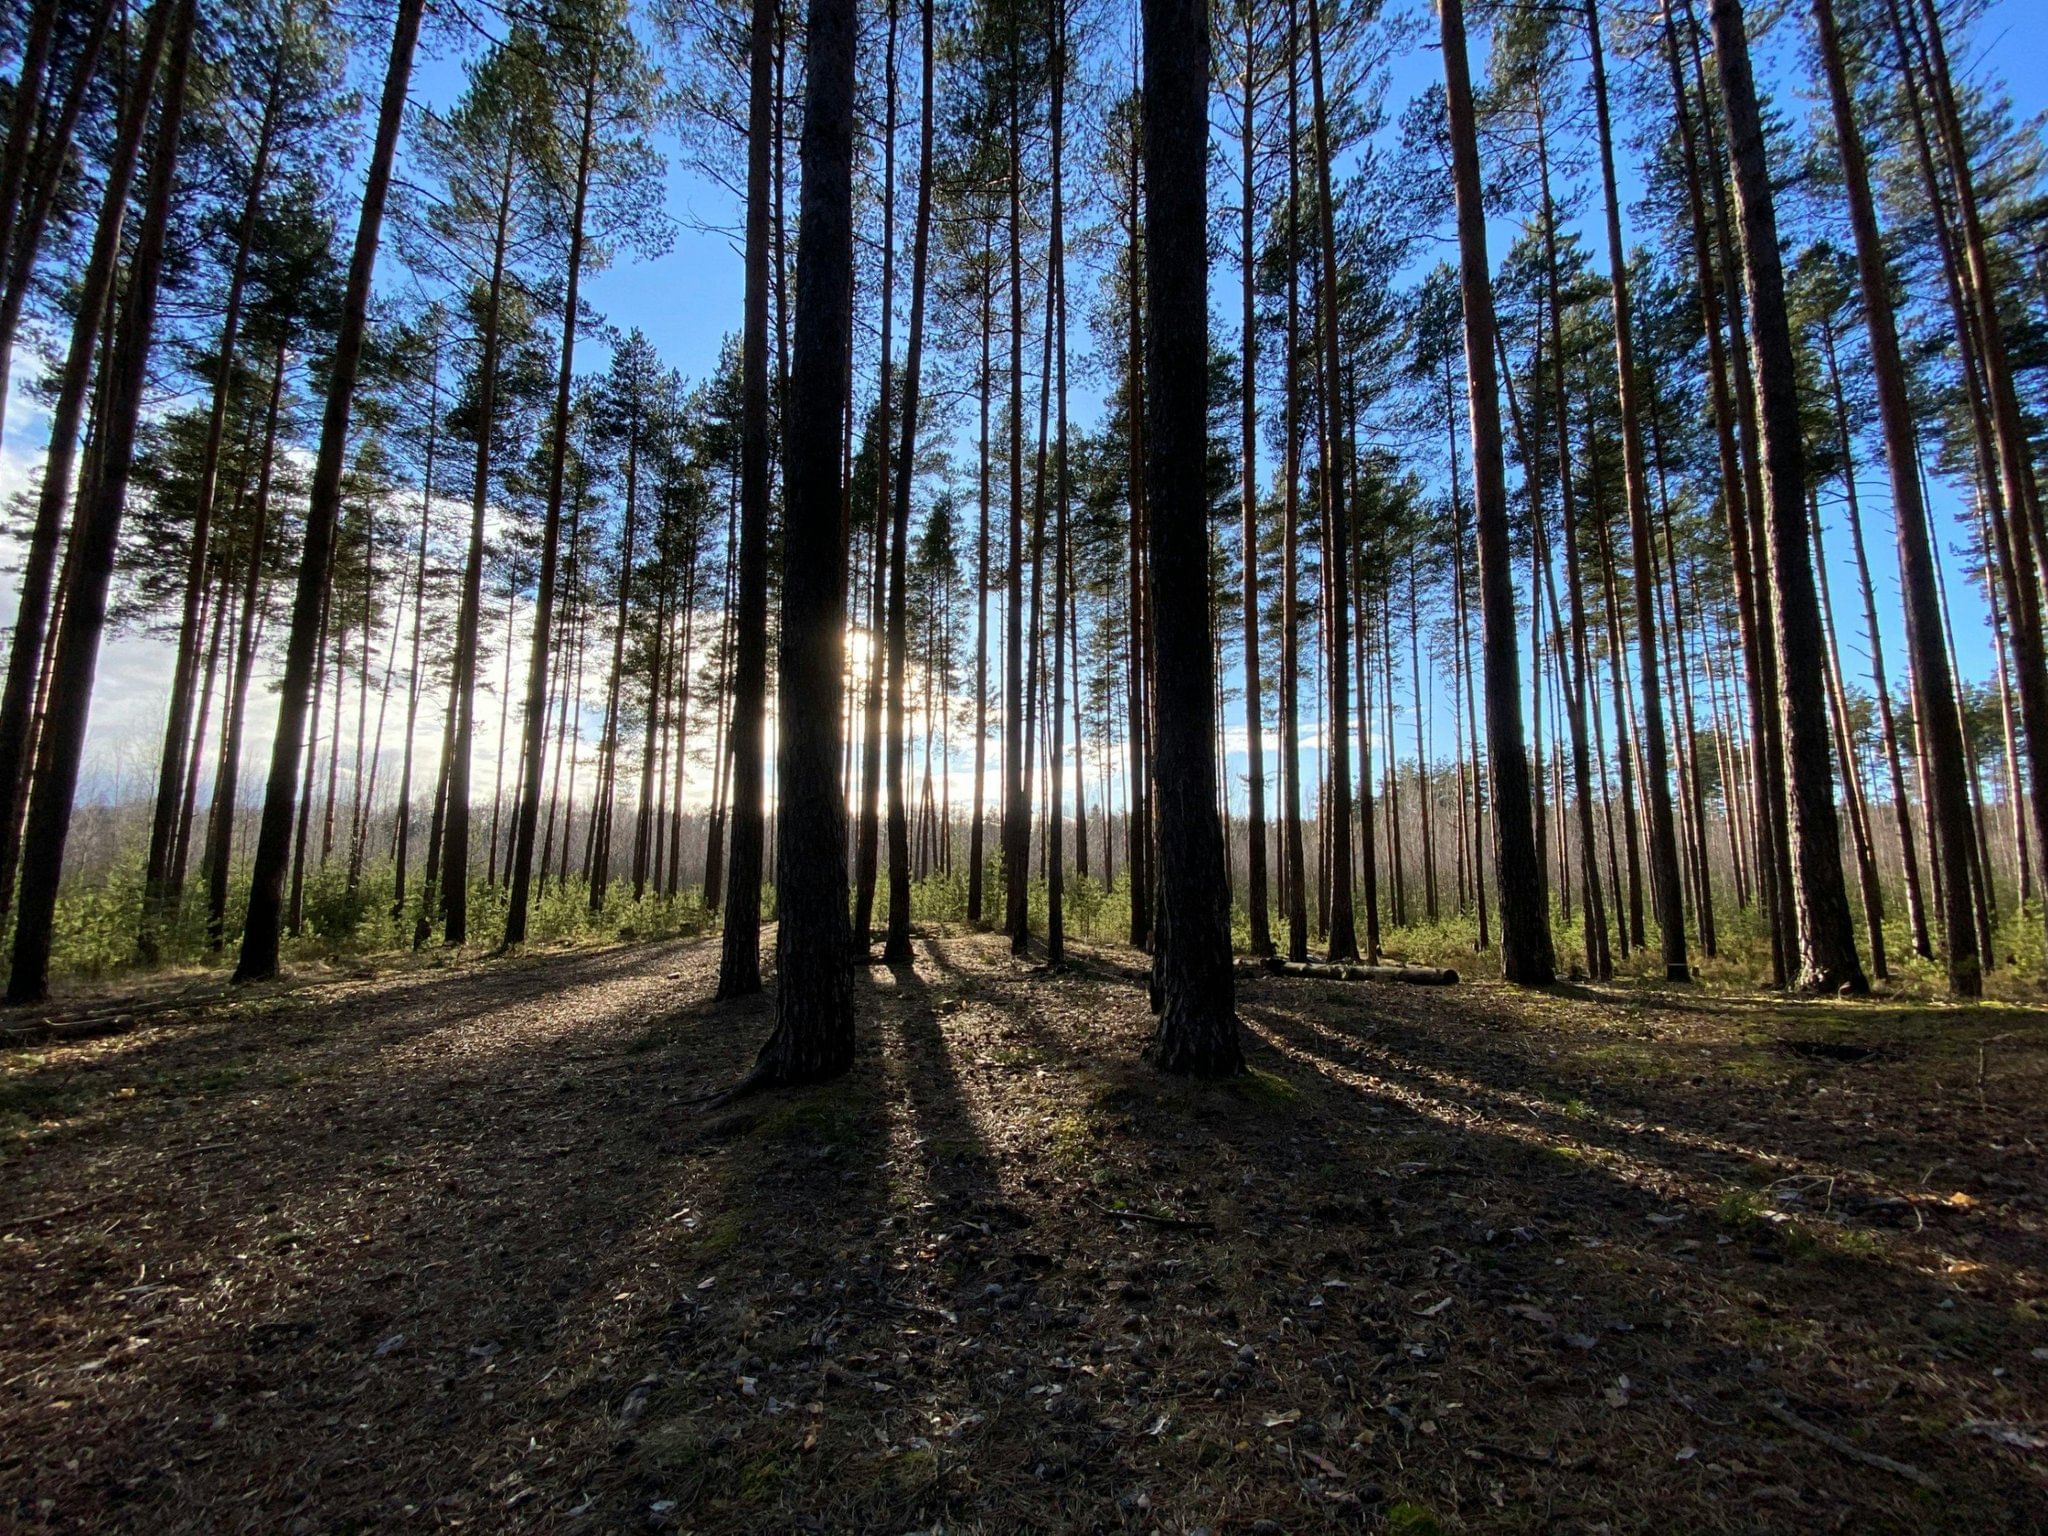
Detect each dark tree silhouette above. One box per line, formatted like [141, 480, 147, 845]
[235, 0, 426, 984]
[745, 0, 858, 1083]
[1140, 0, 1243, 1076]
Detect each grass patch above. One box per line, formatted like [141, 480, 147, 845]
[756, 1086, 864, 1149]
[1387, 1500, 1450, 1535]
[694, 1209, 744, 1257]
[1048, 1109, 1093, 1167]
[1228, 1067, 1304, 1111]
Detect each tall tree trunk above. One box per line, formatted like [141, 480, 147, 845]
[141, 53, 285, 955]
[0, 0, 168, 927]
[1237, 3, 1271, 957]
[1587, 0, 1686, 979]
[968, 223, 992, 927]
[1124, 118, 1154, 954]
[1667, 0, 1789, 983]
[1707, 0, 1865, 993]
[1043, 0, 1069, 966]
[437, 145, 516, 946]
[1809, 486, 1888, 979]
[1141, 0, 1241, 1074]
[505, 64, 598, 947]
[8, 0, 195, 1003]
[392, 344, 439, 919]
[1438, 0, 1552, 983]
[1002, 28, 1031, 956]
[208, 338, 288, 951]
[1815, 0, 1976, 992]
[717, 0, 777, 998]
[235, 0, 424, 982]
[1280, 0, 1308, 964]
[747, 0, 858, 1084]
[884, 0, 937, 964]
[1305, 0, 1357, 965]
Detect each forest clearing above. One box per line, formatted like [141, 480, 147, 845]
[3, 928, 2046, 1532]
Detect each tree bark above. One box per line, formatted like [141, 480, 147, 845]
[717, 0, 778, 998]
[1141, 0, 1242, 1075]
[747, 0, 858, 1084]
[235, 0, 424, 983]
[505, 61, 598, 947]
[1814, 0, 1977, 992]
[1707, 0, 1866, 993]
[1438, 0, 1553, 984]
[0, 0, 170, 928]
[9, 0, 196, 1004]
[884, 0, 937, 964]
[1587, 0, 1687, 980]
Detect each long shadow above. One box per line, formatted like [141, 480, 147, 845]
[10, 933, 2039, 1533]
[976, 952, 2045, 1526]
[1240, 981, 2048, 1273]
[0, 933, 722, 1135]
[0, 932, 754, 1531]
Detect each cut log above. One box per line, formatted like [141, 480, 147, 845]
[1252, 958, 1459, 985]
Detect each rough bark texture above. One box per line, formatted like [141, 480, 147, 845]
[1140, 0, 1243, 1077]
[1438, 0, 1554, 986]
[717, 0, 777, 1001]
[234, 0, 423, 983]
[1587, 0, 1688, 981]
[1708, 0, 1866, 995]
[1813, 0, 1977, 994]
[9, 0, 195, 1005]
[749, 0, 857, 1084]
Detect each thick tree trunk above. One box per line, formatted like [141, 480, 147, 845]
[1815, 0, 1977, 992]
[1707, 0, 1866, 994]
[0, 0, 170, 928]
[1438, 0, 1552, 984]
[1668, 0, 1790, 983]
[1141, 0, 1242, 1075]
[748, 0, 858, 1084]
[9, 0, 195, 1004]
[235, 0, 424, 983]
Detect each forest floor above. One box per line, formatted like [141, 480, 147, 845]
[2, 930, 2047, 1534]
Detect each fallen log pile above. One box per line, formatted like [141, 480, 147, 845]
[1247, 957, 1460, 986]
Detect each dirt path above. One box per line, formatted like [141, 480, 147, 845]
[2, 932, 2044, 1532]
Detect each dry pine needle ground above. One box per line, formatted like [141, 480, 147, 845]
[2, 929, 2045, 1532]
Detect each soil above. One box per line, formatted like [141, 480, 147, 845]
[2, 929, 2045, 1533]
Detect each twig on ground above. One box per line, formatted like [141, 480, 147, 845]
[1, 1199, 104, 1232]
[1083, 1197, 1216, 1233]
[1764, 1401, 1937, 1490]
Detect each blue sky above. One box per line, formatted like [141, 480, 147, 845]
[5, 0, 2044, 809]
